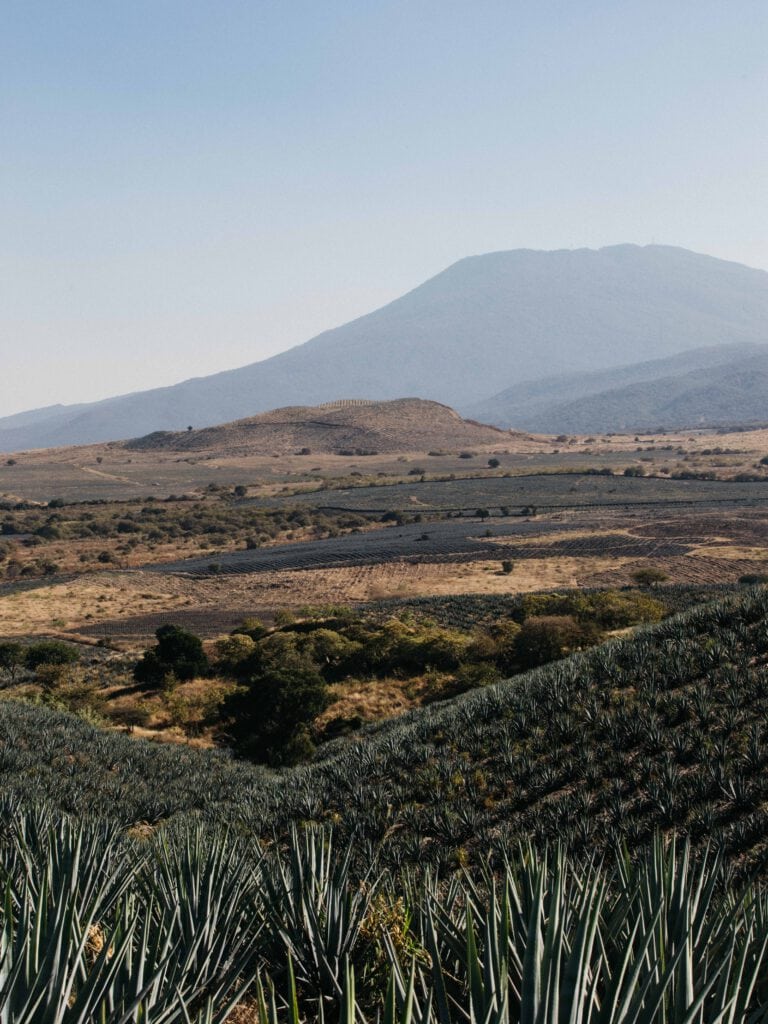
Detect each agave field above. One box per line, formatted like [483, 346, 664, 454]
[142, 517, 692, 581]
[3, 587, 768, 1019]
[3, 804, 768, 1022]
[142, 517, 567, 578]
[246, 472, 768, 514]
[4, 590, 768, 865]
[368, 584, 741, 632]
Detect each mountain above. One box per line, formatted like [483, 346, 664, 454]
[124, 398, 508, 456]
[3, 244, 768, 450]
[465, 343, 768, 432]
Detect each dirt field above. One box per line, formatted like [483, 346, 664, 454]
[2, 424, 766, 504]
[2, 506, 765, 644]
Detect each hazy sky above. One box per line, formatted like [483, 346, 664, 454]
[2, 1, 767, 415]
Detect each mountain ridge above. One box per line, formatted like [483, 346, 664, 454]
[465, 343, 768, 431]
[3, 244, 768, 450]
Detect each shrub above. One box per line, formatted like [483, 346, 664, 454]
[214, 634, 256, 675]
[515, 615, 599, 669]
[134, 625, 209, 686]
[0, 641, 25, 682]
[224, 663, 329, 765]
[24, 641, 80, 671]
[231, 617, 268, 641]
[632, 567, 669, 586]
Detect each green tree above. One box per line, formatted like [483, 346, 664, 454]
[224, 661, 329, 765]
[134, 624, 209, 686]
[0, 641, 25, 682]
[24, 641, 79, 671]
[515, 615, 598, 669]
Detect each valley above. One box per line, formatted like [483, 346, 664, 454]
[3, 375, 768, 1023]
[8, 2, 768, 1014]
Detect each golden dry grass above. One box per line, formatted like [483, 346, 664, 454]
[685, 544, 768, 562]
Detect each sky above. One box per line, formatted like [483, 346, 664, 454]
[1, 0, 767, 416]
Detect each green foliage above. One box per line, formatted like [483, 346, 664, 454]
[514, 614, 599, 668]
[0, 640, 25, 681]
[6, 589, 768, 879]
[24, 640, 80, 670]
[2, 811, 768, 1022]
[633, 566, 670, 586]
[213, 633, 256, 674]
[231, 616, 269, 640]
[224, 662, 329, 765]
[518, 589, 665, 628]
[134, 624, 209, 686]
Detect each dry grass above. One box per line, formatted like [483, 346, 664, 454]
[685, 544, 768, 562]
[0, 572, 196, 637]
[3, 504, 768, 644]
[316, 677, 428, 728]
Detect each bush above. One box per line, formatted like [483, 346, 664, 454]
[515, 615, 599, 669]
[632, 567, 669, 587]
[214, 634, 256, 675]
[24, 641, 80, 671]
[224, 663, 329, 765]
[134, 625, 209, 686]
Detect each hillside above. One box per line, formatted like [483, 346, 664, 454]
[4, 587, 768, 872]
[468, 344, 768, 432]
[124, 398, 507, 456]
[4, 244, 768, 450]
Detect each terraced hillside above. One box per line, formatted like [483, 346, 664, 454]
[4, 588, 768, 873]
[125, 398, 508, 456]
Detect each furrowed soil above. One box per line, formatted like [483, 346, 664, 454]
[2, 506, 766, 643]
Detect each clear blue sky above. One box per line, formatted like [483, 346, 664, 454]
[2, 0, 767, 415]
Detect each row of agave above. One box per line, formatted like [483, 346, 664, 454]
[3, 800, 768, 1023]
[2, 589, 768, 874]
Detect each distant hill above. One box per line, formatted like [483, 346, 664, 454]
[3, 244, 768, 450]
[124, 398, 507, 456]
[466, 344, 768, 432]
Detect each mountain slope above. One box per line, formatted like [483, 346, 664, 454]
[468, 345, 768, 432]
[125, 398, 507, 456]
[4, 244, 768, 450]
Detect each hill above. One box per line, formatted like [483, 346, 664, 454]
[467, 344, 768, 432]
[4, 587, 768, 871]
[4, 244, 768, 450]
[124, 398, 507, 456]
[4, 587, 768, 1020]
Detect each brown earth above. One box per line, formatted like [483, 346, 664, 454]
[2, 420, 766, 506]
[3, 507, 766, 644]
[123, 398, 512, 456]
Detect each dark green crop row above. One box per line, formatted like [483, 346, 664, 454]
[1, 588, 768, 875]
